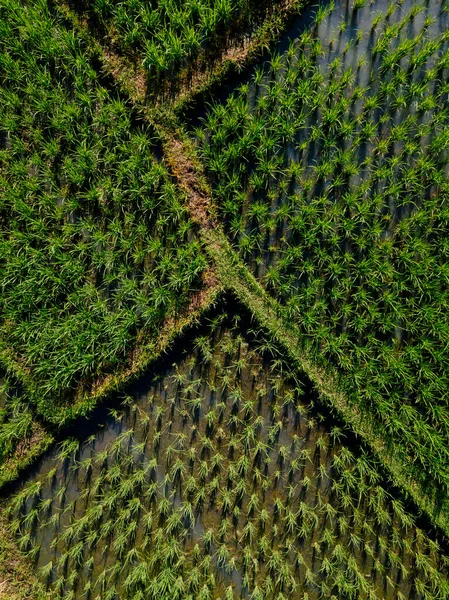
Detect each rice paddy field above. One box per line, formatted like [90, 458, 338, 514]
[0, 0, 208, 418]
[1, 0, 449, 598]
[6, 310, 449, 599]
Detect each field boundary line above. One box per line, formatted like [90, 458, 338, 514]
[0, 426, 54, 491]
[203, 228, 449, 538]
[0, 508, 49, 600]
[50, 0, 309, 117]
[3, 0, 448, 540]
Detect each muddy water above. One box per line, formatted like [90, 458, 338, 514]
[5, 321, 449, 599]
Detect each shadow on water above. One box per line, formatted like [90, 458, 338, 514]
[2, 292, 449, 600]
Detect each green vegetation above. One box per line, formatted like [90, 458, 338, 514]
[197, 0, 449, 494]
[0, 375, 54, 489]
[0, 509, 48, 600]
[0, 0, 207, 417]
[78, 0, 272, 83]
[8, 313, 449, 599]
[48, 0, 449, 532]
[0, 377, 34, 463]
[1, 0, 449, 596]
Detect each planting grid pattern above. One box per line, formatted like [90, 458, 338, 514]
[198, 0, 449, 489]
[6, 316, 449, 600]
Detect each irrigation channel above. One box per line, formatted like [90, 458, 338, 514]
[3, 308, 449, 599]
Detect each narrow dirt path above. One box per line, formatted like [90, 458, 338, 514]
[161, 136, 217, 230]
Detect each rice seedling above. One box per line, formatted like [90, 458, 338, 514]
[4, 311, 449, 598]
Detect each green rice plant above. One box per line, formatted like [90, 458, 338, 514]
[0, 0, 208, 417]
[197, 0, 449, 504]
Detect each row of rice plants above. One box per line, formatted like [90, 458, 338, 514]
[0, 375, 35, 464]
[74, 0, 270, 83]
[196, 0, 449, 491]
[0, 0, 207, 416]
[7, 311, 449, 599]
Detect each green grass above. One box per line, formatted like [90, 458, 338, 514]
[197, 0, 449, 495]
[0, 0, 207, 417]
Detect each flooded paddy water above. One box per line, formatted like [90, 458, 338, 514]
[199, 0, 449, 274]
[4, 309, 449, 599]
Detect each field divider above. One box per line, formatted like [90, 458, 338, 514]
[138, 113, 449, 537]
[0, 508, 48, 600]
[50, 0, 310, 117]
[202, 227, 449, 539]
[0, 426, 54, 492]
